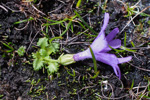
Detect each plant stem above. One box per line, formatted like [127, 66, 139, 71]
[43, 58, 58, 63]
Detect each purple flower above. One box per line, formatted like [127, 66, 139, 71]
[73, 13, 132, 79]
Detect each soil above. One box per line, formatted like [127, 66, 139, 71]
[0, 0, 150, 100]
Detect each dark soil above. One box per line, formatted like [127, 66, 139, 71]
[0, 0, 150, 100]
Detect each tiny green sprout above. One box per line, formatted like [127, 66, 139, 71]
[1, 41, 14, 53]
[124, 3, 150, 17]
[130, 79, 134, 90]
[76, 0, 82, 8]
[148, 20, 150, 25]
[17, 46, 26, 56]
[66, 69, 76, 77]
[124, 32, 127, 47]
[0, 94, 4, 98]
[36, 85, 46, 95]
[89, 47, 97, 73]
[124, 5, 135, 17]
[22, 0, 34, 2]
[14, 17, 34, 24]
[43, 15, 77, 36]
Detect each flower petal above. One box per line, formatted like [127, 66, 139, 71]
[109, 39, 121, 48]
[95, 53, 119, 66]
[90, 13, 110, 52]
[106, 28, 119, 42]
[97, 13, 109, 38]
[112, 65, 121, 79]
[94, 53, 121, 78]
[118, 56, 132, 64]
[98, 13, 109, 36]
[91, 34, 108, 53]
[102, 39, 121, 52]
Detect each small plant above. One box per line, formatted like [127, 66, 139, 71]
[17, 46, 26, 56]
[32, 37, 60, 75]
[26, 79, 46, 97]
[124, 3, 150, 17]
[124, 4, 135, 17]
[32, 13, 132, 79]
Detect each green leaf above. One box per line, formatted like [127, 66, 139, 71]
[39, 49, 47, 57]
[14, 17, 34, 24]
[60, 21, 72, 36]
[133, 11, 150, 17]
[66, 69, 76, 77]
[46, 43, 59, 55]
[130, 79, 134, 90]
[51, 43, 59, 52]
[120, 46, 136, 52]
[47, 62, 59, 74]
[130, 41, 135, 47]
[76, 0, 82, 8]
[17, 46, 26, 56]
[90, 71, 100, 79]
[43, 17, 68, 25]
[1, 41, 14, 52]
[33, 58, 44, 71]
[32, 51, 40, 59]
[49, 37, 62, 44]
[37, 37, 48, 49]
[124, 32, 127, 47]
[89, 47, 97, 73]
[108, 45, 125, 53]
[32, 52, 44, 70]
